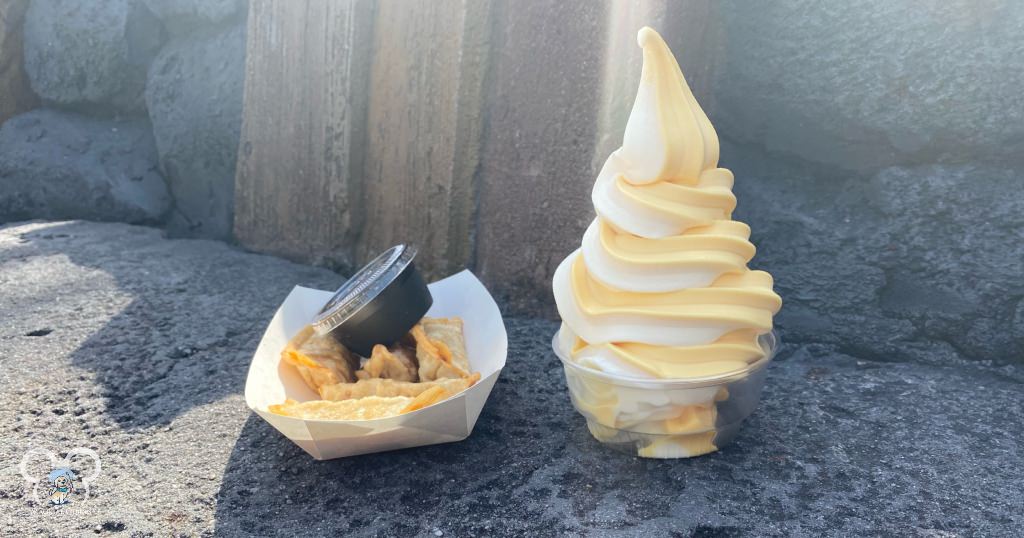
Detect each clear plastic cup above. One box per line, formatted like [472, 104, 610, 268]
[552, 331, 777, 458]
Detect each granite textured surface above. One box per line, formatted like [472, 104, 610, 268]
[0, 221, 1021, 537]
[22, 0, 163, 112]
[142, 0, 246, 37]
[0, 110, 171, 225]
[712, 0, 1024, 169]
[145, 21, 246, 240]
[728, 141, 1024, 365]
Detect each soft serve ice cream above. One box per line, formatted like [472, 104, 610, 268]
[553, 27, 781, 379]
[552, 27, 782, 458]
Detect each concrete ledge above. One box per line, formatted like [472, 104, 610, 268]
[0, 221, 1020, 535]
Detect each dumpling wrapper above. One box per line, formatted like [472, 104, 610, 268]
[412, 323, 471, 381]
[269, 397, 412, 421]
[281, 325, 360, 392]
[268, 384, 462, 420]
[356, 344, 418, 382]
[400, 385, 453, 413]
[319, 372, 482, 401]
[421, 317, 470, 372]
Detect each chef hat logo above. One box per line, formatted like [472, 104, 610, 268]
[19, 447, 101, 505]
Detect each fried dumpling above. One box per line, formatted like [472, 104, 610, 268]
[421, 317, 470, 372]
[412, 324, 471, 381]
[269, 397, 411, 421]
[319, 372, 482, 401]
[400, 385, 454, 414]
[281, 325, 360, 392]
[356, 344, 418, 382]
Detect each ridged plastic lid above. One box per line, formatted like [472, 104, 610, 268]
[312, 245, 417, 335]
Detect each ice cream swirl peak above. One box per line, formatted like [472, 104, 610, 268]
[619, 27, 719, 186]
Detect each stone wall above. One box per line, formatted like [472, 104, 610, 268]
[710, 0, 1024, 362]
[0, 0, 246, 237]
[712, 0, 1024, 170]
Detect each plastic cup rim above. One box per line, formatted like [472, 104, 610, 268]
[312, 245, 416, 335]
[552, 330, 778, 389]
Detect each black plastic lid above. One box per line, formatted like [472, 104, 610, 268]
[312, 245, 433, 357]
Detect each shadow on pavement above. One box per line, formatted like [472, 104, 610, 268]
[211, 367, 591, 537]
[8, 220, 341, 430]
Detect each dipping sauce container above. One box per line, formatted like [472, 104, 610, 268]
[312, 245, 432, 356]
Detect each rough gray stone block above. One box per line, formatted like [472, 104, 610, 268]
[22, 0, 163, 112]
[712, 0, 1024, 169]
[0, 109, 171, 224]
[145, 23, 245, 239]
[728, 140, 1024, 363]
[143, 0, 245, 36]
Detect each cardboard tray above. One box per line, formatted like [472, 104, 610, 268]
[244, 270, 507, 460]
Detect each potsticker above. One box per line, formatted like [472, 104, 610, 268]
[319, 373, 481, 401]
[269, 397, 412, 421]
[356, 344, 418, 382]
[412, 324, 470, 381]
[421, 317, 470, 372]
[400, 386, 452, 414]
[281, 325, 360, 392]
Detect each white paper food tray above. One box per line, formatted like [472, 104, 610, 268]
[244, 270, 507, 460]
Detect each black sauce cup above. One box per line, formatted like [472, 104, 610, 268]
[312, 245, 433, 357]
